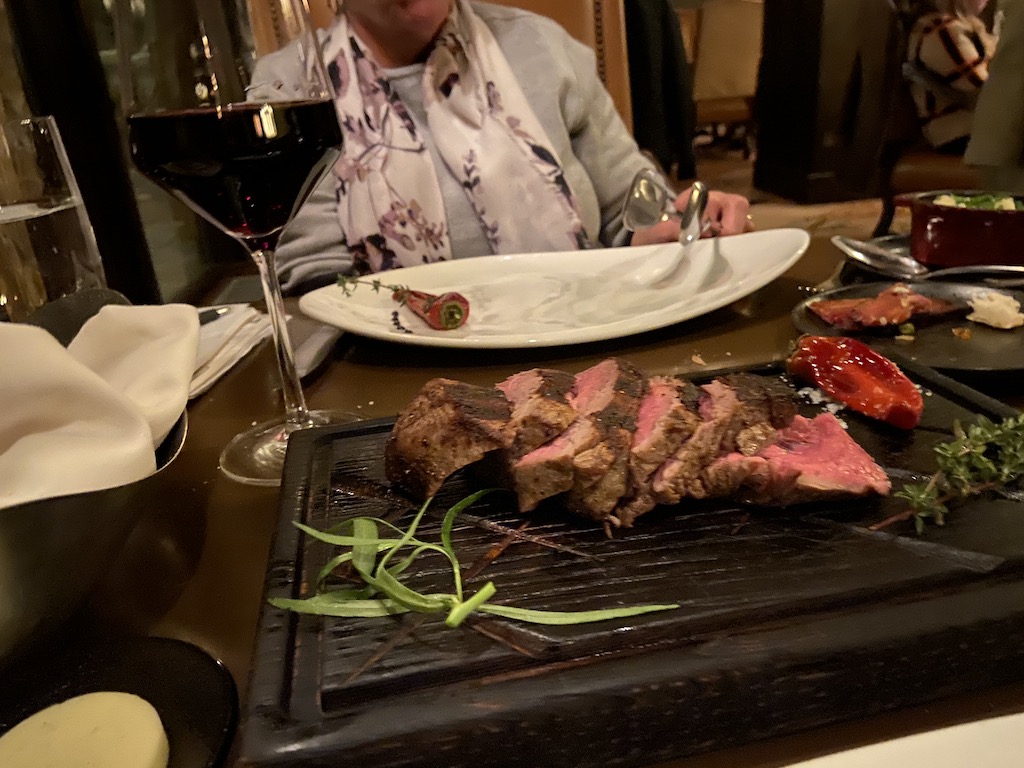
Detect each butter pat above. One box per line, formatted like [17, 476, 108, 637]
[967, 291, 1024, 330]
[0, 692, 169, 768]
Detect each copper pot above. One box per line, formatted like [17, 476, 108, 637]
[895, 190, 1024, 269]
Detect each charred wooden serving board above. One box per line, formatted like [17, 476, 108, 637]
[240, 361, 1024, 768]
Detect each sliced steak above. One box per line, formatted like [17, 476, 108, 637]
[385, 378, 514, 500]
[509, 358, 646, 519]
[719, 372, 798, 455]
[509, 419, 601, 513]
[614, 376, 702, 527]
[564, 359, 647, 522]
[651, 379, 743, 504]
[496, 368, 577, 456]
[703, 413, 891, 505]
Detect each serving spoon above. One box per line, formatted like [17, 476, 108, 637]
[622, 169, 710, 286]
[832, 235, 1024, 288]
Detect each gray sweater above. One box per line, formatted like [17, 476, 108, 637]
[268, 2, 655, 293]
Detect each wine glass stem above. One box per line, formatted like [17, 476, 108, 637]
[251, 248, 312, 428]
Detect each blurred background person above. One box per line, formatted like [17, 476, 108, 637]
[906, 0, 997, 155]
[966, 0, 1024, 192]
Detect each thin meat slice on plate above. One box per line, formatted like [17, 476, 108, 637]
[808, 283, 960, 330]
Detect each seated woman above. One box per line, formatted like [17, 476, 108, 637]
[906, 0, 998, 155]
[261, 0, 751, 293]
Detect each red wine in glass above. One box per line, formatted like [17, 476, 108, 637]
[128, 97, 349, 485]
[128, 100, 342, 251]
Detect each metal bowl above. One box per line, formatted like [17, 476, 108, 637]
[0, 413, 187, 662]
[0, 288, 189, 662]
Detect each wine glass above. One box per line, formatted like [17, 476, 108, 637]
[114, 0, 356, 485]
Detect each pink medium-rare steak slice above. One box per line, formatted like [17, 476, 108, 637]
[651, 379, 744, 505]
[613, 376, 703, 527]
[385, 378, 514, 500]
[496, 368, 577, 457]
[509, 358, 646, 518]
[702, 413, 891, 505]
[507, 419, 601, 513]
[564, 359, 647, 522]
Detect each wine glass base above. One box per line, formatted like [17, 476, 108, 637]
[219, 409, 361, 487]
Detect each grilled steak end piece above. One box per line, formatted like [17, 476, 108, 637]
[385, 378, 514, 500]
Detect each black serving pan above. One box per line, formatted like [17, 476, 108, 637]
[241, 361, 1024, 768]
[792, 281, 1024, 372]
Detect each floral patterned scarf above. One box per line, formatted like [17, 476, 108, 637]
[321, 0, 587, 273]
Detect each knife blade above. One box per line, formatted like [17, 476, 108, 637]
[198, 306, 231, 325]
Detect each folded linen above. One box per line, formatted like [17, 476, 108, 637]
[70, 304, 199, 446]
[0, 304, 198, 509]
[189, 304, 272, 399]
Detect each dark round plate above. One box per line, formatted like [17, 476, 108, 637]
[0, 636, 237, 768]
[792, 281, 1024, 372]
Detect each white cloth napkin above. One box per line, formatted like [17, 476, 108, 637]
[0, 304, 198, 510]
[189, 304, 272, 399]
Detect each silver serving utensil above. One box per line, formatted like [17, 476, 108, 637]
[622, 169, 710, 286]
[831, 235, 1024, 287]
[832, 235, 928, 279]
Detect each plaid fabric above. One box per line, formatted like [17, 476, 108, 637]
[908, 11, 997, 148]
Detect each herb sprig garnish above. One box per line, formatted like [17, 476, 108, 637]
[270, 490, 679, 627]
[873, 414, 1024, 534]
[337, 275, 408, 298]
[336, 275, 470, 330]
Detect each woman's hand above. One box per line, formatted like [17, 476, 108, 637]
[630, 187, 753, 247]
[703, 189, 753, 236]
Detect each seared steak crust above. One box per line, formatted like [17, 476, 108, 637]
[385, 378, 513, 499]
[564, 359, 647, 521]
[614, 376, 702, 527]
[652, 380, 744, 504]
[719, 373, 798, 456]
[496, 368, 577, 457]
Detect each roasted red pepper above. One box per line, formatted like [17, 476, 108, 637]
[786, 335, 923, 429]
[392, 288, 470, 331]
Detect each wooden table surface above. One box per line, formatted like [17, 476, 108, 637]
[88, 234, 1024, 767]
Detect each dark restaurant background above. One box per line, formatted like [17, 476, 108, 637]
[1, 0, 245, 306]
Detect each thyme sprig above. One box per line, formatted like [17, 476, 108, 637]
[337, 275, 409, 299]
[876, 414, 1024, 534]
[270, 490, 679, 627]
